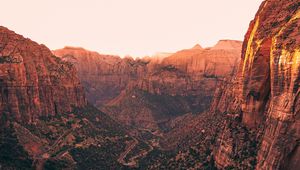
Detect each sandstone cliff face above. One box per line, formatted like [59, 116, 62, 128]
[0, 27, 86, 123]
[53, 47, 148, 106]
[213, 0, 300, 169]
[128, 43, 241, 118]
[162, 43, 241, 76]
[212, 40, 243, 50]
[137, 43, 241, 96]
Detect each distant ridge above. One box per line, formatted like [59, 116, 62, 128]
[191, 44, 203, 49]
[212, 40, 242, 50]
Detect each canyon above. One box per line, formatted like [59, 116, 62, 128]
[53, 40, 241, 130]
[0, 0, 299, 169]
[0, 26, 144, 169]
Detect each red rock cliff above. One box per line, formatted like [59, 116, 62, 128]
[0, 27, 87, 123]
[137, 42, 241, 95]
[213, 0, 300, 169]
[53, 47, 148, 106]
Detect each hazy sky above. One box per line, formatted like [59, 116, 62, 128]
[1, 0, 263, 57]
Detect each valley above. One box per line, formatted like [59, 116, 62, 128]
[0, 0, 299, 169]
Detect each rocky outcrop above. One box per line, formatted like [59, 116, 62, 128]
[53, 47, 148, 106]
[213, 0, 300, 169]
[161, 43, 241, 76]
[138, 43, 241, 95]
[212, 40, 243, 50]
[128, 43, 241, 116]
[191, 44, 203, 50]
[0, 26, 86, 123]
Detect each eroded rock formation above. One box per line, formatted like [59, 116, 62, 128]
[53, 47, 148, 106]
[212, 0, 300, 169]
[0, 26, 87, 123]
[0, 27, 146, 170]
[138, 42, 241, 96]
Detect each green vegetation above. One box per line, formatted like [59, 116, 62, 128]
[0, 105, 139, 169]
[0, 125, 33, 169]
[161, 65, 177, 71]
[124, 141, 150, 162]
[226, 118, 260, 169]
[287, 2, 300, 12]
[0, 56, 22, 64]
[271, 21, 280, 28]
[44, 159, 69, 170]
[70, 145, 124, 169]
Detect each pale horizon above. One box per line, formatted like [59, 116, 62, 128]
[0, 0, 263, 57]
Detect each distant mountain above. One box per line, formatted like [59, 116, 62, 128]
[211, 40, 242, 50]
[161, 41, 241, 75]
[191, 44, 203, 50]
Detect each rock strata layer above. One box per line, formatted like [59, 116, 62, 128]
[0, 26, 87, 123]
[212, 0, 300, 169]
